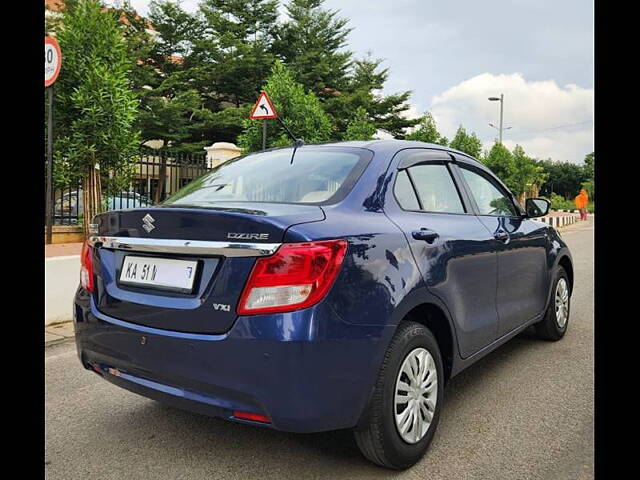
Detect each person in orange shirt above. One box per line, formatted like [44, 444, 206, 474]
[575, 188, 589, 220]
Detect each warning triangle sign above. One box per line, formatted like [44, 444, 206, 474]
[249, 91, 278, 119]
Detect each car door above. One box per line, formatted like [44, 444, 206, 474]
[452, 159, 549, 337]
[384, 149, 500, 358]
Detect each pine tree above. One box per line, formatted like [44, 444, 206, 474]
[274, 4, 418, 139]
[237, 62, 333, 152]
[198, 0, 279, 106]
[123, 0, 280, 151]
[113, 1, 157, 98]
[343, 107, 376, 141]
[119, 0, 210, 153]
[273, 0, 352, 98]
[115, 1, 425, 149]
[324, 55, 420, 139]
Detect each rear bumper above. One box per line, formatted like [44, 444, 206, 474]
[73, 289, 394, 433]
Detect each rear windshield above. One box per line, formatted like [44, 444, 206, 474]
[163, 146, 372, 206]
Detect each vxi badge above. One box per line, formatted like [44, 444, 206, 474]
[227, 232, 270, 240]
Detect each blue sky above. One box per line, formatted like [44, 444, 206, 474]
[122, 0, 594, 162]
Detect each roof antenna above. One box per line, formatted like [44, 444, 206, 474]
[275, 117, 304, 164]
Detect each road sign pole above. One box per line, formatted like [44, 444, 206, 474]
[262, 119, 267, 151]
[45, 36, 62, 245]
[46, 85, 54, 245]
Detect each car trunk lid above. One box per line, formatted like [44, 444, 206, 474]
[90, 203, 325, 334]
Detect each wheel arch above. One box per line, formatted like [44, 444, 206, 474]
[389, 288, 459, 384]
[355, 289, 459, 430]
[557, 254, 574, 294]
[402, 303, 455, 383]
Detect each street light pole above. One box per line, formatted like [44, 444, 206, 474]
[498, 93, 504, 144]
[488, 94, 508, 144]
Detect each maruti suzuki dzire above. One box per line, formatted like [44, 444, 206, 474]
[73, 140, 573, 469]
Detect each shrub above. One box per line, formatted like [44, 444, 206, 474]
[546, 193, 575, 212]
[237, 61, 332, 152]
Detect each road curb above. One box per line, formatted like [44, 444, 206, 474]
[45, 256, 79, 326]
[537, 212, 593, 228]
[45, 320, 75, 347]
[45, 335, 75, 348]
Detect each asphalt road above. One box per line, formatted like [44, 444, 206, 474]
[45, 220, 594, 480]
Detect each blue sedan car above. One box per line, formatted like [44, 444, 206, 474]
[74, 140, 573, 469]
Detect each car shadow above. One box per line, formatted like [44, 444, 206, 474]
[95, 328, 547, 478]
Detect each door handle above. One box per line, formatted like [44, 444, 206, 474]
[412, 228, 439, 243]
[494, 231, 510, 243]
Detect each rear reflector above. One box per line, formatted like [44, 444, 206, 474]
[232, 410, 271, 423]
[237, 239, 347, 315]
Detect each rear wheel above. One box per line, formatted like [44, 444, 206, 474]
[354, 321, 443, 470]
[535, 266, 570, 341]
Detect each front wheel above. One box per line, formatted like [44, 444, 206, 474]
[354, 321, 444, 470]
[535, 266, 571, 341]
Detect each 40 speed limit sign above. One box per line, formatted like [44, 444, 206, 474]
[45, 37, 62, 87]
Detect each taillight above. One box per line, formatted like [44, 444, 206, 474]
[80, 240, 94, 292]
[237, 239, 348, 315]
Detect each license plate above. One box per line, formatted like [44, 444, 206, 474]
[119, 256, 198, 292]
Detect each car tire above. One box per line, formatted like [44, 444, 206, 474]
[354, 321, 444, 470]
[534, 266, 571, 341]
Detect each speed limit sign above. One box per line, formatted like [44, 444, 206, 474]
[45, 36, 62, 87]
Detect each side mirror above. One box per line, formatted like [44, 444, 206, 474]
[525, 197, 550, 218]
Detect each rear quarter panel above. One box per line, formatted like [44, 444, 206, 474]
[288, 206, 423, 328]
[284, 145, 424, 329]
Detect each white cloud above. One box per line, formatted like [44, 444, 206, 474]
[428, 73, 593, 163]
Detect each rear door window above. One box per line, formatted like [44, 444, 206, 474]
[393, 170, 421, 210]
[406, 163, 465, 214]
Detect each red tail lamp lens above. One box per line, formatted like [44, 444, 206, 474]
[237, 239, 348, 315]
[80, 240, 94, 292]
[233, 410, 271, 423]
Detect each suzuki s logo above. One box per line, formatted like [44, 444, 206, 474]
[212, 303, 231, 312]
[227, 232, 270, 240]
[142, 214, 155, 233]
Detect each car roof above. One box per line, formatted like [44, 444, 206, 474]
[308, 139, 485, 166]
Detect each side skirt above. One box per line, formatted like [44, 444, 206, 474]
[449, 312, 544, 378]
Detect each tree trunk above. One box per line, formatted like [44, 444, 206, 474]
[154, 151, 167, 204]
[82, 158, 102, 239]
[530, 185, 540, 198]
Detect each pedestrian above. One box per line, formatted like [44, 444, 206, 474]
[575, 188, 589, 220]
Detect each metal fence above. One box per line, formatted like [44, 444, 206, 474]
[51, 151, 210, 226]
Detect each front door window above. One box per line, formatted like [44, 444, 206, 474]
[459, 167, 517, 217]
